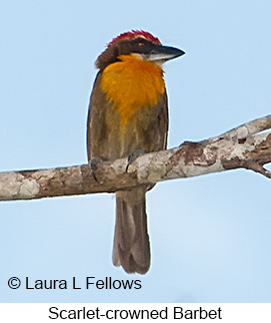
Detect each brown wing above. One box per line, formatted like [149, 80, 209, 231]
[87, 72, 100, 161]
[87, 72, 121, 161]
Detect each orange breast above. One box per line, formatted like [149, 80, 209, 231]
[100, 54, 165, 123]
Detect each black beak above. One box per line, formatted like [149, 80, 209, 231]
[148, 45, 185, 62]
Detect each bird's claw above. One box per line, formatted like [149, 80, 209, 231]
[126, 150, 145, 172]
[89, 157, 104, 182]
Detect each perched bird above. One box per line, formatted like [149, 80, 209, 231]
[87, 30, 184, 274]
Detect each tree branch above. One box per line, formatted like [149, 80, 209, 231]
[1, 115, 271, 202]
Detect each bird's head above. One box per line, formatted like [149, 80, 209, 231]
[95, 30, 185, 70]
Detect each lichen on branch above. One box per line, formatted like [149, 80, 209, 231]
[0, 115, 271, 202]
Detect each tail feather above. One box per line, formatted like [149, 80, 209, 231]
[113, 189, 150, 274]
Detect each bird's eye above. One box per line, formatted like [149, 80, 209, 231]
[138, 42, 144, 48]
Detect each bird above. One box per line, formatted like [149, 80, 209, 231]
[87, 30, 184, 274]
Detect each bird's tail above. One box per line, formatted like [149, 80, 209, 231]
[112, 187, 150, 274]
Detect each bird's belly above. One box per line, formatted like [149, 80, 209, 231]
[102, 102, 163, 160]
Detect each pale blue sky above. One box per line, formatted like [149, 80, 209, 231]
[1, 0, 271, 302]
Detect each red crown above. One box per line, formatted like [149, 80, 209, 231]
[107, 30, 161, 47]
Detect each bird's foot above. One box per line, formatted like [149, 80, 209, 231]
[89, 157, 104, 181]
[126, 150, 145, 172]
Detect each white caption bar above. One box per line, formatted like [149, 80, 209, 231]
[1, 303, 271, 322]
